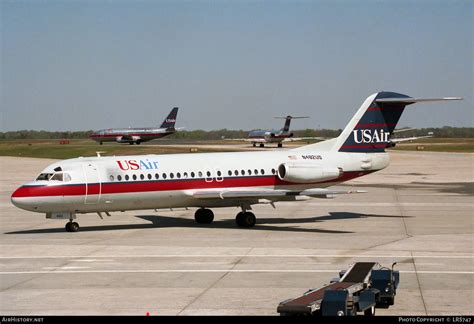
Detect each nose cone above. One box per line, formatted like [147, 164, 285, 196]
[11, 186, 34, 211]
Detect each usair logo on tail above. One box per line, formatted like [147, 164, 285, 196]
[352, 129, 390, 144]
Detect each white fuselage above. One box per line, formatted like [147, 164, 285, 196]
[11, 150, 390, 214]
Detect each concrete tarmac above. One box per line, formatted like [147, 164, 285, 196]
[0, 151, 472, 315]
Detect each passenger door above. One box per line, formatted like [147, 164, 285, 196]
[83, 162, 101, 204]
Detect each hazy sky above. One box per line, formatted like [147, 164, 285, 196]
[1, 0, 472, 132]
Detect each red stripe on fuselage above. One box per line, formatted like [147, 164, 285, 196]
[90, 133, 170, 139]
[340, 144, 387, 149]
[367, 106, 405, 111]
[354, 123, 396, 128]
[12, 171, 373, 198]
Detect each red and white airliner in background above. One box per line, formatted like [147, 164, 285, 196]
[11, 92, 461, 232]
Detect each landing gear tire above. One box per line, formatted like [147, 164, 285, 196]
[99, 141, 103, 145]
[194, 208, 214, 224]
[65, 222, 79, 232]
[236, 212, 256, 228]
[129, 142, 134, 145]
[136, 141, 141, 145]
[259, 143, 264, 148]
[252, 143, 256, 147]
[364, 306, 375, 316]
[277, 143, 283, 148]
[388, 297, 395, 306]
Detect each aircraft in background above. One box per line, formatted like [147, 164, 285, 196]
[11, 92, 461, 232]
[387, 128, 434, 147]
[90, 107, 180, 145]
[229, 115, 324, 148]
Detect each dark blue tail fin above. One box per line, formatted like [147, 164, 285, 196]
[282, 116, 292, 132]
[160, 107, 179, 129]
[332, 92, 461, 153]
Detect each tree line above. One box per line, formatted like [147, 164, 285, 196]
[0, 127, 473, 140]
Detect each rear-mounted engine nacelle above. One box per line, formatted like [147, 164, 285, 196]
[277, 163, 343, 183]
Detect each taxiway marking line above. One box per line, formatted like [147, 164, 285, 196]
[0, 254, 472, 259]
[305, 202, 474, 207]
[0, 270, 472, 275]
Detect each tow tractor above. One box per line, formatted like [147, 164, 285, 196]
[277, 262, 399, 316]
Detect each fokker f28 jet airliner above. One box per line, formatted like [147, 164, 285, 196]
[11, 92, 461, 232]
[90, 107, 179, 145]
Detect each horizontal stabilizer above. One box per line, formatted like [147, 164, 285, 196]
[274, 116, 309, 119]
[376, 97, 462, 104]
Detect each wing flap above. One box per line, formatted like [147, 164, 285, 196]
[187, 188, 366, 200]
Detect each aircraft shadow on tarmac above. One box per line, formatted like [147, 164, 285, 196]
[5, 212, 412, 235]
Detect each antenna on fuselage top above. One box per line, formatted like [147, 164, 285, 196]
[96, 151, 107, 157]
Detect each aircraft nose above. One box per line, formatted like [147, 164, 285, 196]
[11, 186, 35, 211]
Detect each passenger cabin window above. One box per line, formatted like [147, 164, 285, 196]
[177, 173, 181, 179]
[198, 171, 203, 177]
[125, 175, 130, 181]
[118, 175, 122, 181]
[140, 174, 145, 180]
[260, 169, 265, 175]
[148, 174, 152, 180]
[133, 175, 137, 180]
[110, 175, 114, 181]
[155, 173, 159, 179]
[191, 172, 195, 178]
[228, 170, 232, 176]
[162, 173, 167, 179]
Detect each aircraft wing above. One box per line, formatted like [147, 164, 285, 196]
[186, 188, 366, 200]
[282, 137, 327, 142]
[392, 128, 415, 134]
[390, 134, 433, 143]
[223, 138, 269, 143]
[116, 135, 141, 142]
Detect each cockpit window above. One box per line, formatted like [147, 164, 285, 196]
[36, 173, 53, 181]
[36, 172, 71, 182]
[50, 173, 64, 181]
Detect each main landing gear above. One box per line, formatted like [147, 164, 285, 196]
[194, 208, 214, 224]
[235, 211, 256, 227]
[65, 221, 79, 232]
[194, 208, 257, 228]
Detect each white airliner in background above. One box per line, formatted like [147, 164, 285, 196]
[11, 92, 461, 232]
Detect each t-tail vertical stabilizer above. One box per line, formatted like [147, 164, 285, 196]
[295, 92, 461, 153]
